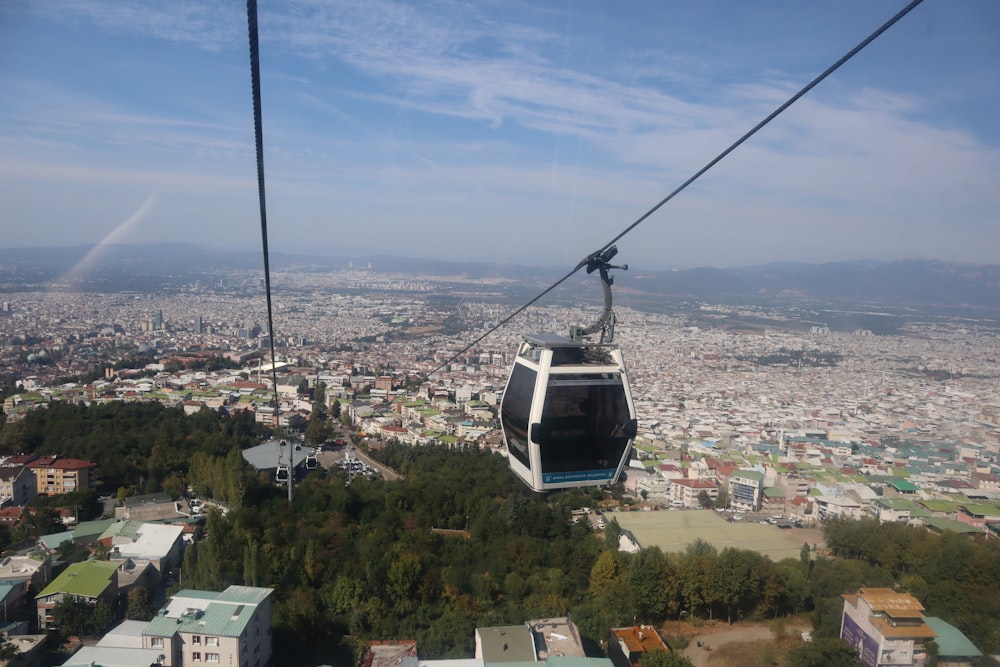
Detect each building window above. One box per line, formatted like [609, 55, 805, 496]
[151, 637, 163, 648]
[207, 653, 220, 662]
[193, 652, 201, 661]
[192, 636, 201, 644]
[206, 636, 219, 646]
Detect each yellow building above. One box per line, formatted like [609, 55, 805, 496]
[25, 455, 97, 495]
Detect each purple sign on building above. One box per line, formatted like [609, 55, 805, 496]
[841, 613, 880, 667]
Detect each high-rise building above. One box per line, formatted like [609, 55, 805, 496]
[152, 310, 163, 331]
[194, 315, 203, 334]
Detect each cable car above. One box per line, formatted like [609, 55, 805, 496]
[500, 247, 638, 492]
[275, 464, 290, 484]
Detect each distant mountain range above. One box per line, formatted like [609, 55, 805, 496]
[0, 244, 998, 309]
[621, 260, 1000, 309]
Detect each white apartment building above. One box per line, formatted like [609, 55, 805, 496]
[668, 478, 719, 508]
[728, 470, 764, 511]
[142, 585, 273, 667]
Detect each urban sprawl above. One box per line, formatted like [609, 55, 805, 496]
[4, 268, 999, 532]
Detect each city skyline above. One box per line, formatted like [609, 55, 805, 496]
[1, 1, 998, 270]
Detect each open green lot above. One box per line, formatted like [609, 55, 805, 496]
[607, 509, 803, 561]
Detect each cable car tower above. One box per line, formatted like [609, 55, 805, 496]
[500, 246, 638, 493]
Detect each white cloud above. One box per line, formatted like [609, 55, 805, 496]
[3, 0, 998, 266]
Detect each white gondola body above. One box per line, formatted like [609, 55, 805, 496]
[500, 333, 637, 492]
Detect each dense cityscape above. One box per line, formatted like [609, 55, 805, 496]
[1, 262, 999, 667]
[4, 266, 999, 473]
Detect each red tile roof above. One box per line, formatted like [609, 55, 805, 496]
[24, 456, 96, 471]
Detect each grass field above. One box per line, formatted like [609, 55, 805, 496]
[608, 509, 804, 561]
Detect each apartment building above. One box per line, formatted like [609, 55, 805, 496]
[780, 473, 811, 498]
[667, 478, 719, 508]
[728, 470, 764, 511]
[841, 587, 982, 667]
[24, 455, 97, 495]
[870, 498, 918, 524]
[142, 585, 273, 667]
[101, 521, 186, 573]
[841, 588, 934, 667]
[0, 465, 37, 506]
[35, 560, 120, 629]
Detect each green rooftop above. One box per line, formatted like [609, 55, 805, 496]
[920, 517, 982, 535]
[886, 478, 919, 492]
[101, 520, 142, 541]
[960, 503, 1000, 517]
[873, 498, 923, 511]
[37, 560, 119, 599]
[145, 597, 260, 639]
[920, 499, 963, 514]
[924, 617, 982, 659]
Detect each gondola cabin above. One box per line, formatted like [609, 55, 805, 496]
[500, 333, 637, 493]
[275, 464, 290, 485]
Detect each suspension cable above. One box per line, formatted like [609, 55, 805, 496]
[246, 0, 280, 407]
[247, 0, 291, 501]
[412, 0, 925, 387]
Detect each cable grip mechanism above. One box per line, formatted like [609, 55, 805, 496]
[569, 245, 627, 343]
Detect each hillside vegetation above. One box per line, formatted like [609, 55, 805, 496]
[1, 404, 998, 664]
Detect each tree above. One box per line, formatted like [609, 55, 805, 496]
[924, 640, 939, 667]
[715, 547, 755, 622]
[50, 597, 113, 637]
[0, 523, 11, 555]
[305, 416, 329, 446]
[0, 642, 20, 661]
[625, 547, 679, 622]
[387, 551, 424, 613]
[697, 490, 713, 509]
[126, 587, 157, 621]
[786, 637, 862, 667]
[681, 541, 719, 619]
[91, 600, 115, 635]
[312, 382, 326, 416]
[605, 516, 624, 547]
[50, 596, 92, 637]
[640, 649, 694, 667]
[287, 414, 308, 433]
[589, 550, 624, 608]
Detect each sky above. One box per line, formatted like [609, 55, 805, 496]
[1, 0, 998, 270]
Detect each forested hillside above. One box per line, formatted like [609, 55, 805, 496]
[0, 401, 263, 498]
[1, 405, 998, 665]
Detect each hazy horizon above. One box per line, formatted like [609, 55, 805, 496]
[4, 240, 1000, 274]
